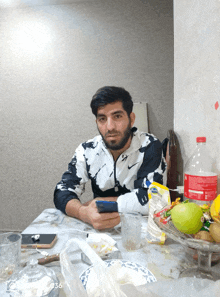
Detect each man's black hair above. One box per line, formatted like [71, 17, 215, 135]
[90, 86, 133, 117]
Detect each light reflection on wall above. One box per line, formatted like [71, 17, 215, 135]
[1, 11, 57, 78]
[0, 0, 20, 8]
[9, 18, 54, 56]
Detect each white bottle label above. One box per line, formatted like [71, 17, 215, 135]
[184, 174, 217, 201]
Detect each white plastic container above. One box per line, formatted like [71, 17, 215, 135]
[183, 137, 217, 205]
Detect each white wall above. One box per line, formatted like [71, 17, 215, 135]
[0, 0, 173, 231]
[174, 0, 220, 192]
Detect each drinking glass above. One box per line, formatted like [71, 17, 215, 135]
[0, 232, 21, 282]
[120, 212, 142, 250]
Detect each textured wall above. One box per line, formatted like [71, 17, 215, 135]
[0, 0, 173, 231]
[174, 0, 220, 191]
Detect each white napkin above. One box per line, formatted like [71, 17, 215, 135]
[86, 233, 118, 257]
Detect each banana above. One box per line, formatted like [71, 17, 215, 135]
[210, 194, 220, 222]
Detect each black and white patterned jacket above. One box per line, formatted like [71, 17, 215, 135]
[54, 127, 166, 215]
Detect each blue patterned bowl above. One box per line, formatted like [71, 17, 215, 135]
[80, 259, 157, 290]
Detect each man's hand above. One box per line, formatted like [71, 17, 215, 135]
[80, 199, 120, 230]
[66, 197, 120, 230]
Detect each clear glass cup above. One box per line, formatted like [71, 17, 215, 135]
[120, 212, 142, 250]
[0, 232, 21, 282]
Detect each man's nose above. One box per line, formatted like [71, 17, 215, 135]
[106, 117, 116, 131]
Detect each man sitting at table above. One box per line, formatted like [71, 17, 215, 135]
[54, 86, 166, 230]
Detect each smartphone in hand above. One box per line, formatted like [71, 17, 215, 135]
[21, 234, 57, 249]
[95, 200, 118, 213]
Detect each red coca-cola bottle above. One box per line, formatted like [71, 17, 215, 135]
[183, 137, 217, 205]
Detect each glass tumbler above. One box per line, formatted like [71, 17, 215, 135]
[120, 212, 142, 250]
[0, 232, 21, 282]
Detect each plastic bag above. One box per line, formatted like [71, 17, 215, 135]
[146, 182, 171, 244]
[60, 238, 126, 297]
[60, 239, 87, 297]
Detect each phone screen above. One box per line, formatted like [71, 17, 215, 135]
[21, 234, 57, 249]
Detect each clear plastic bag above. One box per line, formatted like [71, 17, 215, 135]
[60, 238, 126, 297]
[146, 182, 171, 244]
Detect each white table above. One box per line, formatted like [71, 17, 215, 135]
[1, 208, 220, 296]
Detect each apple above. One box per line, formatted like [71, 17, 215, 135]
[171, 202, 203, 234]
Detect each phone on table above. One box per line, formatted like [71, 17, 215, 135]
[21, 234, 57, 249]
[96, 200, 118, 213]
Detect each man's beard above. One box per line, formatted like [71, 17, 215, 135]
[99, 121, 132, 151]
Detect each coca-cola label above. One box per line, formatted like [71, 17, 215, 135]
[184, 174, 217, 201]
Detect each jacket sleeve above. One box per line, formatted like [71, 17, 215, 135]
[117, 139, 167, 215]
[54, 144, 89, 214]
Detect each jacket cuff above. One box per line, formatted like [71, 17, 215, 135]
[117, 191, 149, 215]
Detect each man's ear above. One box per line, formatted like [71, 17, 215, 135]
[130, 112, 135, 127]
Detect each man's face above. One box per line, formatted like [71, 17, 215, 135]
[96, 101, 135, 151]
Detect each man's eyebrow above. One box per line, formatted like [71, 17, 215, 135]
[97, 110, 124, 117]
[112, 110, 124, 115]
[97, 113, 106, 118]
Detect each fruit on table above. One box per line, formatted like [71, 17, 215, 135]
[194, 231, 214, 242]
[210, 194, 220, 223]
[209, 222, 220, 243]
[171, 202, 203, 234]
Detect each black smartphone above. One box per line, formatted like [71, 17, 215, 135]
[21, 234, 57, 249]
[96, 200, 118, 213]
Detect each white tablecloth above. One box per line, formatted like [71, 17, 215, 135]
[1, 208, 220, 296]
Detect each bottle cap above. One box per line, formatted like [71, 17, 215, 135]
[196, 137, 206, 142]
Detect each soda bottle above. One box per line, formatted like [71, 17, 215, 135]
[183, 137, 217, 205]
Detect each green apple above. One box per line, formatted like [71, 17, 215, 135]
[171, 202, 203, 234]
